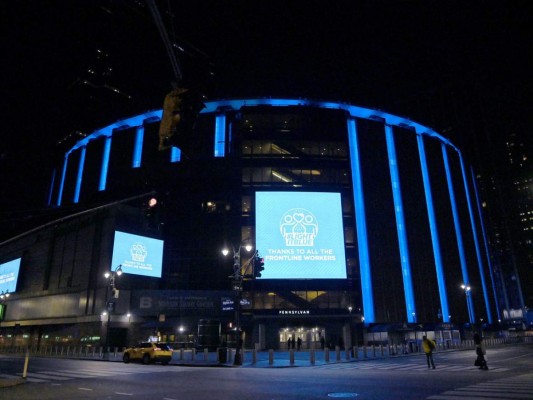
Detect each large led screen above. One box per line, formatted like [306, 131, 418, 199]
[110, 231, 164, 278]
[256, 192, 347, 279]
[0, 258, 21, 293]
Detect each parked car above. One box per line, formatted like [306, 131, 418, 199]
[122, 342, 172, 365]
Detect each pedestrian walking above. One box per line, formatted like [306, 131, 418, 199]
[297, 337, 302, 351]
[422, 335, 436, 369]
[474, 333, 488, 370]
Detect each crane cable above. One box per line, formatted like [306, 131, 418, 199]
[146, 0, 182, 83]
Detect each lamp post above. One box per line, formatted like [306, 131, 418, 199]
[222, 242, 253, 365]
[460, 283, 474, 325]
[103, 265, 123, 360]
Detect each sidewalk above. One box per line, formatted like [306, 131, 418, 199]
[0, 378, 25, 388]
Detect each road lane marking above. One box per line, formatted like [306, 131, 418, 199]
[18, 372, 70, 380]
[78, 387, 93, 391]
[115, 392, 134, 396]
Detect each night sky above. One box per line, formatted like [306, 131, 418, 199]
[1, 1, 532, 215]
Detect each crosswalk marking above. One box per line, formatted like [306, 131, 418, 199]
[316, 362, 509, 373]
[315, 362, 509, 373]
[0, 364, 183, 384]
[426, 372, 533, 399]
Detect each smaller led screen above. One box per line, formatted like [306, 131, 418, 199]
[0, 258, 21, 294]
[256, 192, 347, 279]
[110, 231, 164, 278]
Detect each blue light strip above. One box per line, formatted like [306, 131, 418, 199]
[214, 114, 226, 157]
[170, 146, 181, 163]
[347, 118, 375, 324]
[47, 168, 56, 207]
[132, 126, 144, 168]
[99, 136, 112, 191]
[66, 110, 162, 156]
[459, 154, 493, 323]
[417, 134, 450, 323]
[441, 144, 474, 323]
[56, 155, 68, 207]
[201, 99, 457, 148]
[470, 166, 501, 322]
[385, 125, 416, 323]
[73, 146, 86, 203]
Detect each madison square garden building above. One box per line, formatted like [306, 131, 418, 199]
[0, 98, 500, 350]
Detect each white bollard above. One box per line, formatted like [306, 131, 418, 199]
[22, 348, 30, 379]
[204, 348, 209, 361]
[252, 348, 257, 364]
[290, 349, 295, 365]
[269, 349, 274, 365]
[310, 349, 316, 364]
[335, 346, 341, 362]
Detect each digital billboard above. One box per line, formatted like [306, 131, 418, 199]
[0, 258, 21, 293]
[255, 192, 347, 279]
[110, 231, 164, 278]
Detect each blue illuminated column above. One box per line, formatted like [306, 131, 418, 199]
[56, 155, 69, 206]
[47, 168, 56, 207]
[99, 136, 112, 191]
[214, 113, 226, 157]
[170, 147, 181, 163]
[416, 134, 450, 323]
[458, 153, 492, 323]
[470, 167, 501, 322]
[132, 126, 144, 168]
[347, 118, 375, 323]
[73, 146, 87, 203]
[441, 144, 474, 323]
[385, 125, 417, 322]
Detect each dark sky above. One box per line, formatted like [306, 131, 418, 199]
[1, 1, 532, 215]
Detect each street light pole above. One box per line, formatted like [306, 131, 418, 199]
[461, 283, 474, 325]
[222, 242, 252, 366]
[103, 265, 122, 360]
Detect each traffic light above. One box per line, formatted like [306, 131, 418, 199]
[253, 254, 265, 278]
[158, 85, 206, 155]
[145, 196, 160, 230]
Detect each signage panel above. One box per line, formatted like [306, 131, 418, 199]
[0, 258, 21, 293]
[256, 192, 347, 279]
[110, 231, 164, 278]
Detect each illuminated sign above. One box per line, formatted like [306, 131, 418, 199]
[0, 258, 21, 294]
[110, 231, 164, 278]
[256, 192, 347, 279]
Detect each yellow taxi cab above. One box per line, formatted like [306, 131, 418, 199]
[122, 342, 173, 365]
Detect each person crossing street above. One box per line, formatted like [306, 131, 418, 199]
[422, 335, 436, 369]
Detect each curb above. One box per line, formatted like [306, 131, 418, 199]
[0, 378, 26, 388]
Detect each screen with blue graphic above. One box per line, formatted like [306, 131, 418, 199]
[255, 192, 347, 279]
[110, 231, 164, 278]
[0, 258, 21, 293]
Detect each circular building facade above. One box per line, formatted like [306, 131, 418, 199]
[1, 98, 497, 350]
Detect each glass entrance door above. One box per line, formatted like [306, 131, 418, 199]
[279, 327, 325, 350]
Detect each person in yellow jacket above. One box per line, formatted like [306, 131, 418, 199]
[422, 335, 436, 369]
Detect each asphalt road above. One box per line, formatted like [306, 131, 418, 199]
[1, 345, 532, 399]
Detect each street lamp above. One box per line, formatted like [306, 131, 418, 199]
[221, 241, 253, 365]
[0, 290, 10, 300]
[460, 283, 474, 324]
[103, 265, 123, 359]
